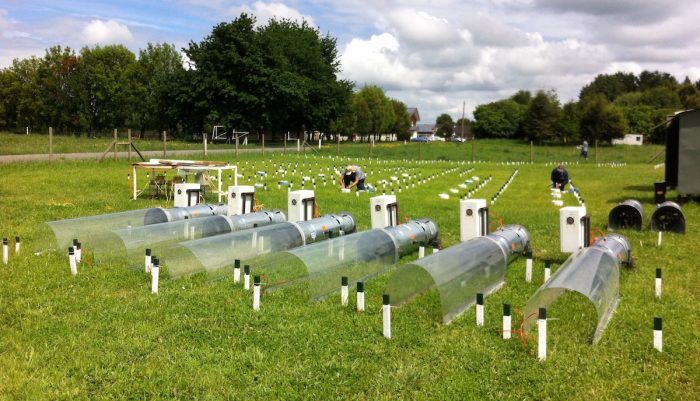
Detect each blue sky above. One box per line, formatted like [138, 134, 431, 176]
[2, 0, 700, 123]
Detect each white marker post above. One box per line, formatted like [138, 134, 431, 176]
[233, 259, 241, 283]
[145, 249, 152, 273]
[14, 236, 20, 255]
[525, 250, 533, 283]
[244, 265, 251, 290]
[341, 276, 349, 306]
[418, 246, 425, 259]
[653, 317, 663, 352]
[502, 304, 512, 340]
[2, 238, 8, 265]
[68, 246, 77, 276]
[253, 276, 261, 311]
[382, 294, 391, 339]
[151, 258, 160, 294]
[75, 242, 82, 264]
[356, 281, 365, 312]
[658, 231, 663, 247]
[538, 308, 547, 361]
[476, 293, 484, 326]
[655, 268, 662, 299]
[544, 259, 551, 283]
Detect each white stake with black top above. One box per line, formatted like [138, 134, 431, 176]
[525, 250, 533, 283]
[145, 249, 152, 273]
[68, 246, 77, 276]
[356, 281, 365, 312]
[14, 236, 20, 255]
[151, 257, 159, 294]
[476, 293, 484, 326]
[233, 259, 241, 283]
[544, 259, 551, 283]
[341, 276, 349, 306]
[538, 308, 547, 361]
[253, 276, 261, 311]
[76, 242, 82, 263]
[503, 304, 511, 339]
[382, 294, 391, 339]
[2, 238, 8, 265]
[244, 265, 251, 290]
[653, 317, 663, 352]
[655, 268, 662, 299]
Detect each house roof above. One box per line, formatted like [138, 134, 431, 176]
[410, 123, 435, 133]
[407, 107, 420, 122]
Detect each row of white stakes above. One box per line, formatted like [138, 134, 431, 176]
[64, 244, 665, 355]
[2, 236, 21, 265]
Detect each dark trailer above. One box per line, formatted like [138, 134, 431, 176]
[665, 109, 700, 196]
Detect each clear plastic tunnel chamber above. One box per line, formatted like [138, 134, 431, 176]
[106, 210, 286, 261]
[260, 218, 440, 300]
[523, 234, 631, 344]
[43, 204, 229, 251]
[163, 213, 356, 279]
[385, 225, 530, 324]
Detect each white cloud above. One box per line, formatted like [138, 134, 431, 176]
[340, 33, 418, 90]
[228, 1, 315, 27]
[81, 19, 134, 45]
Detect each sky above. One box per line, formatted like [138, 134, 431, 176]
[2, 0, 700, 123]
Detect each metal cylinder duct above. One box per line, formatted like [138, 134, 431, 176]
[43, 204, 230, 251]
[108, 210, 286, 261]
[607, 199, 644, 231]
[650, 201, 686, 233]
[385, 225, 530, 324]
[163, 213, 356, 279]
[261, 219, 439, 300]
[523, 234, 631, 344]
[142, 204, 229, 225]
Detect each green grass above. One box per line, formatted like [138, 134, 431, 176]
[0, 148, 696, 400]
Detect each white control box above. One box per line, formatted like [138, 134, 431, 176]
[288, 190, 315, 222]
[370, 195, 398, 229]
[173, 183, 201, 207]
[227, 185, 255, 216]
[560, 206, 587, 253]
[460, 199, 488, 242]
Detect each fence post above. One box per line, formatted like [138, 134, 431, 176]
[113, 128, 118, 160]
[337, 135, 340, 156]
[48, 127, 53, 162]
[595, 139, 598, 164]
[235, 135, 239, 157]
[530, 141, 534, 163]
[128, 129, 132, 162]
[203, 132, 208, 157]
[471, 139, 475, 162]
[262, 133, 265, 156]
[162, 131, 167, 158]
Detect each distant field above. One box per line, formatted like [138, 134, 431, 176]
[0, 146, 696, 400]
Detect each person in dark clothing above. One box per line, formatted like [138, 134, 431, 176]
[580, 140, 589, 160]
[551, 163, 569, 190]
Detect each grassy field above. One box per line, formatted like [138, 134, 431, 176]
[0, 143, 696, 400]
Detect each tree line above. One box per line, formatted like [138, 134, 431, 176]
[0, 14, 411, 142]
[463, 71, 700, 144]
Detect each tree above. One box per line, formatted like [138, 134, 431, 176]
[74, 45, 137, 134]
[36, 46, 81, 134]
[579, 72, 638, 102]
[353, 85, 394, 141]
[128, 43, 184, 136]
[558, 101, 581, 143]
[638, 70, 677, 91]
[510, 90, 532, 106]
[455, 117, 471, 139]
[472, 99, 523, 138]
[579, 95, 628, 143]
[435, 113, 454, 138]
[521, 90, 561, 142]
[389, 99, 411, 141]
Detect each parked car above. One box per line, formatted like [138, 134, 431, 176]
[428, 135, 445, 142]
[410, 136, 430, 142]
[451, 137, 466, 143]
